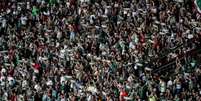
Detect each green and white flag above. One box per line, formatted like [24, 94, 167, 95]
[194, 0, 201, 13]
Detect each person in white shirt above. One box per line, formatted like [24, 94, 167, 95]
[20, 14, 27, 26]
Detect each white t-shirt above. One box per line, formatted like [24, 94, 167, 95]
[175, 0, 184, 3]
[43, 10, 50, 16]
[60, 76, 66, 84]
[34, 68, 39, 73]
[1, 68, 6, 74]
[21, 16, 27, 25]
[90, 15, 95, 24]
[160, 82, 166, 93]
[61, 98, 66, 101]
[57, 31, 62, 39]
[0, 76, 5, 86]
[2, 19, 6, 28]
[22, 80, 28, 88]
[87, 95, 92, 101]
[167, 80, 173, 88]
[60, 49, 65, 58]
[34, 84, 41, 92]
[27, 2, 30, 9]
[176, 83, 181, 89]
[80, 0, 90, 3]
[129, 42, 136, 49]
[46, 80, 53, 86]
[7, 76, 14, 85]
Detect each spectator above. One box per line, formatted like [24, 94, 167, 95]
[0, 0, 201, 101]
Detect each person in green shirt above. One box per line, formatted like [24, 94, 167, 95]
[32, 6, 39, 17]
[48, 0, 57, 5]
[138, 83, 148, 100]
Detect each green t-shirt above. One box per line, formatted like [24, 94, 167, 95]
[114, 87, 119, 97]
[13, 54, 20, 67]
[49, 0, 57, 5]
[111, 61, 117, 72]
[138, 85, 147, 99]
[32, 7, 39, 16]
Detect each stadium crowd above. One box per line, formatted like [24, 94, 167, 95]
[0, 0, 201, 101]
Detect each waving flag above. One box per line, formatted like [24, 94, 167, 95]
[194, 0, 201, 13]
